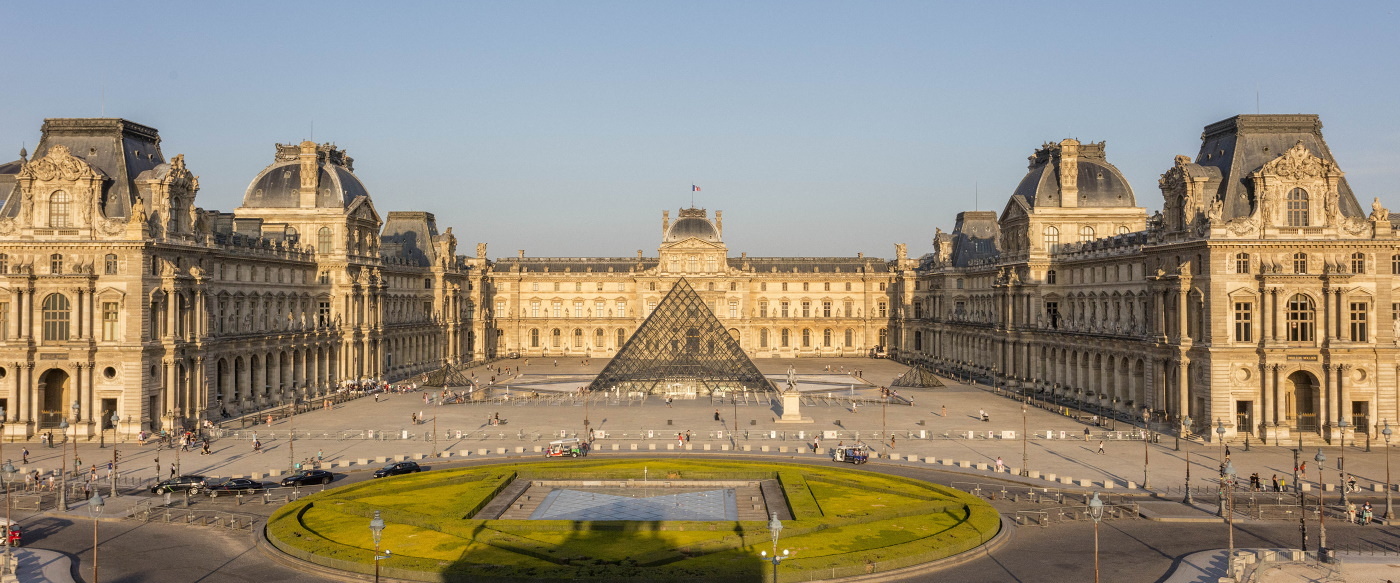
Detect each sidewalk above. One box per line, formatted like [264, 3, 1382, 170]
[1161, 548, 1400, 583]
[1, 549, 74, 583]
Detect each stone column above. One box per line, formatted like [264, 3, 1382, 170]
[1322, 363, 1334, 441]
[1178, 358, 1191, 424]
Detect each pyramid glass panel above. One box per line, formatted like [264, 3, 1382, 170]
[587, 278, 770, 395]
[890, 365, 945, 388]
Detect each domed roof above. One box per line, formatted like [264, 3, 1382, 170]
[1012, 141, 1135, 208]
[240, 143, 368, 209]
[665, 217, 720, 242]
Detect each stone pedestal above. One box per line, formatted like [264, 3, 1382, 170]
[776, 391, 813, 424]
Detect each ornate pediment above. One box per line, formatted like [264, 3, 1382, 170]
[1259, 141, 1339, 180]
[17, 145, 107, 182]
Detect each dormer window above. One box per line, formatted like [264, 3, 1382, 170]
[49, 191, 71, 228]
[1286, 188, 1310, 226]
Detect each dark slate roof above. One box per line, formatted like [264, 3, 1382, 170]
[493, 258, 660, 273]
[729, 257, 892, 273]
[665, 217, 721, 242]
[240, 143, 367, 210]
[1194, 114, 1362, 221]
[11, 119, 165, 219]
[0, 159, 18, 216]
[1012, 142, 1135, 209]
[380, 211, 440, 267]
[950, 211, 999, 267]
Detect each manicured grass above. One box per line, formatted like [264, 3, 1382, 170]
[267, 459, 998, 582]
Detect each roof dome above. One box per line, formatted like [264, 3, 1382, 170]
[240, 142, 368, 209]
[666, 217, 720, 242]
[1012, 141, 1135, 208]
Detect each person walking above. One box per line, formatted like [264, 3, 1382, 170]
[253, 438, 262, 453]
[20, 448, 28, 465]
[714, 409, 721, 421]
[1271, 474, 1280, 492]
[1097, 440, 1105, 455]
[940, 405, 947, 418]
[995, 457, 1005, 472]
[1084, 427, 1091, 441]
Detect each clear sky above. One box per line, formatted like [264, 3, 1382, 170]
[5, 2, 1400, 259]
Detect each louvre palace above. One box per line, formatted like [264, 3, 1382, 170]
[0, 114, 1396, 444]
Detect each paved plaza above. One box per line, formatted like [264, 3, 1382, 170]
[2, 357, 1397, 582]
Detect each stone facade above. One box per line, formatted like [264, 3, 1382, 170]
[0, 119, 479, 438]
[896, 115, 1400, 443]
[484, 207, 898, 360]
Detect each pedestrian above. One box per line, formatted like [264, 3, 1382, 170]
[940, 405, 947, 418]
[201, 441, 211, 455]
[685, 430, 691, 442]
[979, 409, 986, 421]
[714, 409, 721, 421]
[1097, 440, 1105, 455]
[170, 466, 176, 478]
[1346, 501, 1357, 524]
[665, 396, 673, 408]
[1279, 476, 1287, 491]
[677, 433, 684, 446]
[1271, 474, 1279, 492]
[995, 457, 1004, 472]
[890, 435, 897, 447]
[21, 448, 28, 465]
[1362, 501, 1374, 525]
[253, 438, 262, 453]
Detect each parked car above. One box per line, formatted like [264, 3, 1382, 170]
[203, 478, 265, 497]
[373, 461, 421, 478]
[280, 469, 335, 487]
[150, 475, 208, 494]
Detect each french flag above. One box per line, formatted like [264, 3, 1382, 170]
[692, 185, 701, 192]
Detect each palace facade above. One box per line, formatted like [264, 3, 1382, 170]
[894, 115, 1400, 442]
[0, 119, 484, 438]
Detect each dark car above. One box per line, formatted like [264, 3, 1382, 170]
[280, 469, 334, 487]
[203, 478, 265, 497]
[150, 475, 208, 494]
[373, 461, 421, 478]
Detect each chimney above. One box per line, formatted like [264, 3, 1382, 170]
[1058, 138, 1079, 207]
[298, 141, 320, 207]
[517, 249, 525, 259]
[637, 249, 644, 259]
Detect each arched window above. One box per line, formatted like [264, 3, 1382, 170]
[616, 328, 625, 347]
[1234, 252, 1250, 274]
[822, 328, 832, 347]
[1286, 188, 1310, 226]
[1286, 294, 1315, 342]
[1043, 226, 1060, 249]
[573, 328, 583, 347]
[42, 293, 71, 341]
[1079, 225, 1096, 242]
[49, 191, 71, 228]
[50, 253, 63, 275]
[1350, 252, 1365, 274]
[104, 254, 118, 275]
[317, 227, 332, 254]
[759, 328, 769, 348]
[1116, 225, 1131, 235]
[1292, 252, 1307, 274]
[529, 328, 539, 348]
[551, 328, 561, 347]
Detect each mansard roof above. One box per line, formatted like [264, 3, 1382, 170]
[1194, 114, 1363, 222]
[4, 118, 165, 220]
[380, 211, 441, 267]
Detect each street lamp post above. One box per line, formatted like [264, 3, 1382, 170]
[1183, 442, 1194, 505]
[1142, 409, 1151, 490]
[1337, 418, 1350, 514]
[1, 460, 14, 576]
[1216, 420, 1228, 517]
[1383, 420, 1393, 521]
[759, 511, 788, 583]
[1089, 492, 1104, 583]
[369, 510, 390, 583]
[1293, 448, 1306, 552]
[1020, 404, 1028, 476]
[1314, 449, 1328, 560]
[58, 419, 69, 511]
[1223, 461, 1236, 558]
[89, 491, 103, 583]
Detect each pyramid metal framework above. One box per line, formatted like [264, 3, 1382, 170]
[420, 363, 475, 388]
[890, 365, 945, 388]
[587, 278, 772, 395]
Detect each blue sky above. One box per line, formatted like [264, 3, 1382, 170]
[5, 2, 1400, 258]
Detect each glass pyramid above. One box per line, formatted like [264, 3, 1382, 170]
[587, 278, 771, 395]
[421, 364, 475, 388]
[890, 365, 945, 388]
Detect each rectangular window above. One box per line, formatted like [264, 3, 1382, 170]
[595, 301, 605, 317]
[844, 301, 853, 317]
[780, 329, 790, 347]
[318, 301, 331, 327]
[759, 301, 769, 318]
[573, 301, 584, 317]
[530, 301, 540, 318]
[596, 282, 603, 291]
[878, 282, 886, 291]
[877, 301, 888, 318]
[728, 301, 738, 318]
[824, 282, 831, 291]
[1045, 301, 1059, 329]
[1393, 302, 1400, 322]
[495, 301, 505, 317]
[845, 282, 852, 291]
[760, 282, 767, 291]
[822, 301, 832, 317]
[781, 283, 788, 292]
[801, 301, 811, 317]
[102, 301, 119, 341]
[802, 282, 809, 292]
[1233, 302, 1253, 342]
[551, 302, 562, 317]
[423, 301, 432, 317]
[780, 301, 789, 318]
[0, 302, 7, 340]
[730, 282, 737, 291]
[647, 301, 657, 316]
[575, 282, 583, 292]
[616, 300, 626, 316]
[531, 282, 539, 291]
[1350, 302, 1368, 342]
